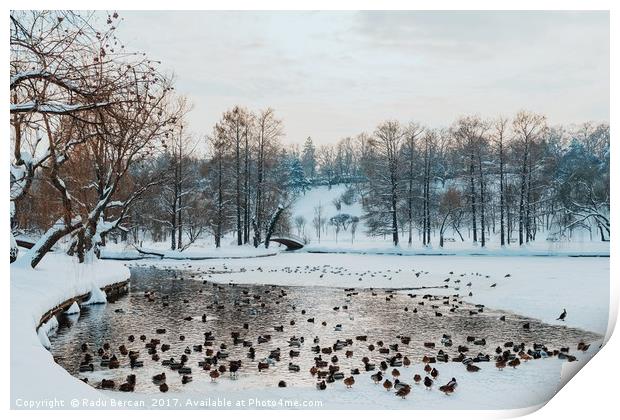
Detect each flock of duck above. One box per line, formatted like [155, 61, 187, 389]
[68, 263, 591, 401]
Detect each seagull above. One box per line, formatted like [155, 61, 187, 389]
[556, 309, 567, 321]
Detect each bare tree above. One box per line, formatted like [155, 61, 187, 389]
[493, 117, 509, 246]
[512, 111, 547, 245]
[253, 108, 283, 247]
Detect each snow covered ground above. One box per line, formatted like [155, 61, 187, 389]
[11, 252, 130, 406]
[100, 243, 279, 260]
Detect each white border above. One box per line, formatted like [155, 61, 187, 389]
[2, 1, 617, 420]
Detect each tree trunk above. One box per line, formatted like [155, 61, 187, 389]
[29, 221, 81, 268]
[236, 122, 242, 246]
[499, 138, 506, 246]
[265, 206, 285, 248]
[518, 150, 528, 246]
[177, 154, 183, 250]
[391, 181, 399, 246]
[470, 152, 477, 243]
[478, 154, 486, 247]
[243, 126, 250, 244]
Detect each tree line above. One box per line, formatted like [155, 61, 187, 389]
[298, 115, 609, 247]
[10, 12, 609, 268]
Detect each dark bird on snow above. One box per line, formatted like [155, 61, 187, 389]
[371, 372, 383, 384]
[466, 364, 480, 372]
[383, 379, 393, 391]
[395, 385, 411, 399]
[439, 378, 457, 395]
[556, 309, 567, 321]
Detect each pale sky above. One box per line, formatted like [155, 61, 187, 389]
[114, 11, 609, 145]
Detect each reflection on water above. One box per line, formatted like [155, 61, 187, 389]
[49, 267, 600, 394]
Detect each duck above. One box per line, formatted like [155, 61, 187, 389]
[159, 383, 169, 393]
[466, 364, 480, 372]
[424, 376, 433, 389]
[79, 363, 94, 372]
[439, 377, 457, 395]
[209, 370, 220, 381]
[495, 359, 507, 370]
[556, 309, 567, 321]
[371, 372, 383, 384]
[152, 372, 166, 383]
[182, 375, 193, 384]
[394, 379, 410, 390]
[316, 380, 327, 390]
[344, 376, 355, 388]
[395, 385, 411, 399]
[413, 374, 422, 384]
[577, 342, 590, 352]
[101, 379, 115, 390]
[508, 358, 521, 368]
[278, 380, 287, 388]
[392, 368, 400, 379]
[383, 379, 393, 391]
[430, 367, 439, 378]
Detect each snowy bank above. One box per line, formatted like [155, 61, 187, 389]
[303, 242, 610, 257]
[11, 252, 130, 407]
[100, 244, 279, 260]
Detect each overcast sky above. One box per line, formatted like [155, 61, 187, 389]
[114, 11, 609, 145]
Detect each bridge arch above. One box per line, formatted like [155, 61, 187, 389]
[268, 233, 305, 250]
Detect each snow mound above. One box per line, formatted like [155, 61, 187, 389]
[37, 316, 59, 349]
[83, 286, 107, 305]
[64, 301, 80, 315]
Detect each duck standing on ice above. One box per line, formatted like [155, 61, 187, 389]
[556, 309, 567, 321]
